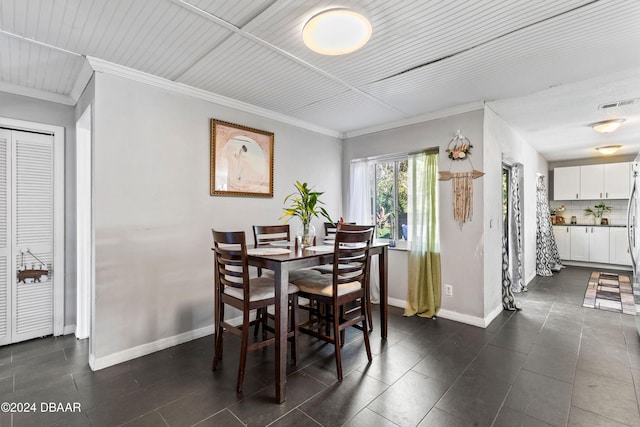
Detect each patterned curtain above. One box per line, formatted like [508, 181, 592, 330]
[536, 175, 562, 276]
[509, 164, 525, 292]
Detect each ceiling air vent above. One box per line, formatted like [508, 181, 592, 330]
[599, 98, 640, 109]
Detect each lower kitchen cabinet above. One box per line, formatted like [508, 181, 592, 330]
[569, 226, 610, 263]
[552, 226, 571, 260]
[610, 227, 632, 265]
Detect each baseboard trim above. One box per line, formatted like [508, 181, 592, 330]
[560, 260, 632, 271]
[90, 324, 216, 371]
[438, 304, 503, 328]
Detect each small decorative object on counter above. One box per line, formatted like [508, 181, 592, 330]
[584, 203, 612, 225]
[571, 216, 577, 224]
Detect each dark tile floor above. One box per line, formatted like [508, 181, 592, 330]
[1, 266, 640, 426]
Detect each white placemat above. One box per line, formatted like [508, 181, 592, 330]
[247, 247, 291, 256]
[305, 245, 334, 252]
[269, 241, 295, 247]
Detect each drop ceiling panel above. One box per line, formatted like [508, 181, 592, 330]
[246, 0, 595, 87]
[0, 0, 235, 82]
[291, 90, 407, 132]
[0, 33, 84, 96]
[363, 0, 640, 119]
[186, 0, 277, 27]
[177, 33, 347, 114]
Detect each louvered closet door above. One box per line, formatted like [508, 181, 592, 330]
[12, 130, 54, 343]
[0, 129, 10, 345]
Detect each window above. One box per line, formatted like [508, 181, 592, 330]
[373, 157, 408, 243]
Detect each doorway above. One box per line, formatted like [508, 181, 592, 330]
[0, 118, 65, 345]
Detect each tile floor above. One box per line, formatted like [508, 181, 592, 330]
[1, 266, 640, 426]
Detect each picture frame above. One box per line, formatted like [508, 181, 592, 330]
[210, 119, 274, 197]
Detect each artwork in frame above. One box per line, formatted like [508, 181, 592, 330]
[210, 119, 274, 197]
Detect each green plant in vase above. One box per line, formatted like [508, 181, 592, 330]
[280, 181, 333, 246]
[584, 203, 612, 225]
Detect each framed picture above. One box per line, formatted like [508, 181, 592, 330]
[210, 119, 274, 197]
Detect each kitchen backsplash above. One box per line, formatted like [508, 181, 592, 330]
[549, 199, 629, 225]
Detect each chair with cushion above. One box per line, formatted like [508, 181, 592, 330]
[211, 229, 299, 393]
[290, 228, 373, 381]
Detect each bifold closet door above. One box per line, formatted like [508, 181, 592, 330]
[0, 129, 54, 345]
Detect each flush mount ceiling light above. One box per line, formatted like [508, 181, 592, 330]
[302, 9, 372, 55]
[591, 118, 625, 133]
[595, 145, 622, 155]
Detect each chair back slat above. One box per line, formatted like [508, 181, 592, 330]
[252, 225, 290, 247]
[332, 229, 372, 287]
[212, 230, 249, 293]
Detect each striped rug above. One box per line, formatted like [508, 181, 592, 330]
[583, 272, 635, 314]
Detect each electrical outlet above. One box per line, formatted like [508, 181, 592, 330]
[445, 284, 453, 297]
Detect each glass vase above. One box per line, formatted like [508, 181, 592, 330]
[296, 223, 316, 248]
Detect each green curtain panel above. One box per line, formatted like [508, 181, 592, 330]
[405, 152, 441, 317]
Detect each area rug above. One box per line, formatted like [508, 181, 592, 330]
[583, 272, 635, 314]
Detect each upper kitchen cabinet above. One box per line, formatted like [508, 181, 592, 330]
[554, 166, 580, 200]
[554, 163, 631, 200]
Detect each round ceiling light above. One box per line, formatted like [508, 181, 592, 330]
[302, 9, 372, 55]
[590, 118, 625, 134]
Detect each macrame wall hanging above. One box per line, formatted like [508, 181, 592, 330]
[439, 130, 484, 227]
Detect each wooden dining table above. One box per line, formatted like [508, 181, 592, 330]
[247, 242, 388, 403]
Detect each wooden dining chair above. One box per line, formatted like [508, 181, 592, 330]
[251, 224, 321, 337]
[211, 229, 299, 393]
[290, 229, 373, 381]
[314, 224, 375, 332]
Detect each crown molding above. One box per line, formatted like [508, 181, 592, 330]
[69, 58, 95, 104]
[86, 56, 341, 138]
[341, 101, 485, 139]
[0, 81, 75, 106]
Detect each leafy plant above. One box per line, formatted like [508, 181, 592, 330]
[280, 181, 333, 233]
[584, 203, 612, 218]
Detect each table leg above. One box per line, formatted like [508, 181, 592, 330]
[379, 246, 388, 339]
[274, 266, 289, 403]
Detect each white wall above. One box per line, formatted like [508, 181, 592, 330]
[0, 91, 77, 328]
[91, 72, 342, 365]
[484, 105, 549, 289]
[343, 110, 488, 322]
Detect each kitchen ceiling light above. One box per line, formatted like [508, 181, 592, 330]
[303, 9, 372, 55]
[595, 145, 622, 155]
[591, 119, 625, 133]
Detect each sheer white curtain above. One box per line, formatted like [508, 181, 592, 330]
[348, 160, 380, 303]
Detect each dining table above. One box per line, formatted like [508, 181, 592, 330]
[246, 241, 388, 404]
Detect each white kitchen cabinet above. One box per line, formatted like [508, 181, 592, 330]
[553, 226, 571, 260]
[604, 162, 631, 199]
[580, 165, 604, 200]
[570, 226, 589, 261]
[609, 227, 631, 265]
[554, 166, 580, 200]
[553, 163, 631, 200]
[589, 227, 610, 263]
[569, 226, 609, 262]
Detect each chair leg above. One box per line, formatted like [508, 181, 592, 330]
[339, 306, 346, 347]
[332, 303, 344, 381]
[253, 308, 263, 337]
[365, 285, 373, 331]
[290, 294, 299, 365]
[236, 311, 250, 393]
[361, 302, 372, 363]
[212, 304, 224, 370]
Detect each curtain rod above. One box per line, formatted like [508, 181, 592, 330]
[351, 147, 439, 163]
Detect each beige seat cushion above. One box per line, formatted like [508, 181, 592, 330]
[312, 264, 355, 274]
[291, 274, 361, 297]
[262, 268, 323, 282]
[223, 276, 299, 302]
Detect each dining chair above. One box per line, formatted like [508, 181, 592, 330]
[290, 229, 373, 381]
[251, 224, 322, 338]
[323, 221, 355, 238]
[211, 229, 299, 393]
[314, 224, 375, 332]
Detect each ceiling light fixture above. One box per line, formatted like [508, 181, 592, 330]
[595, 145, 622, 155]
[302, 9, 372, 55]
[591, 118, 625, 134]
